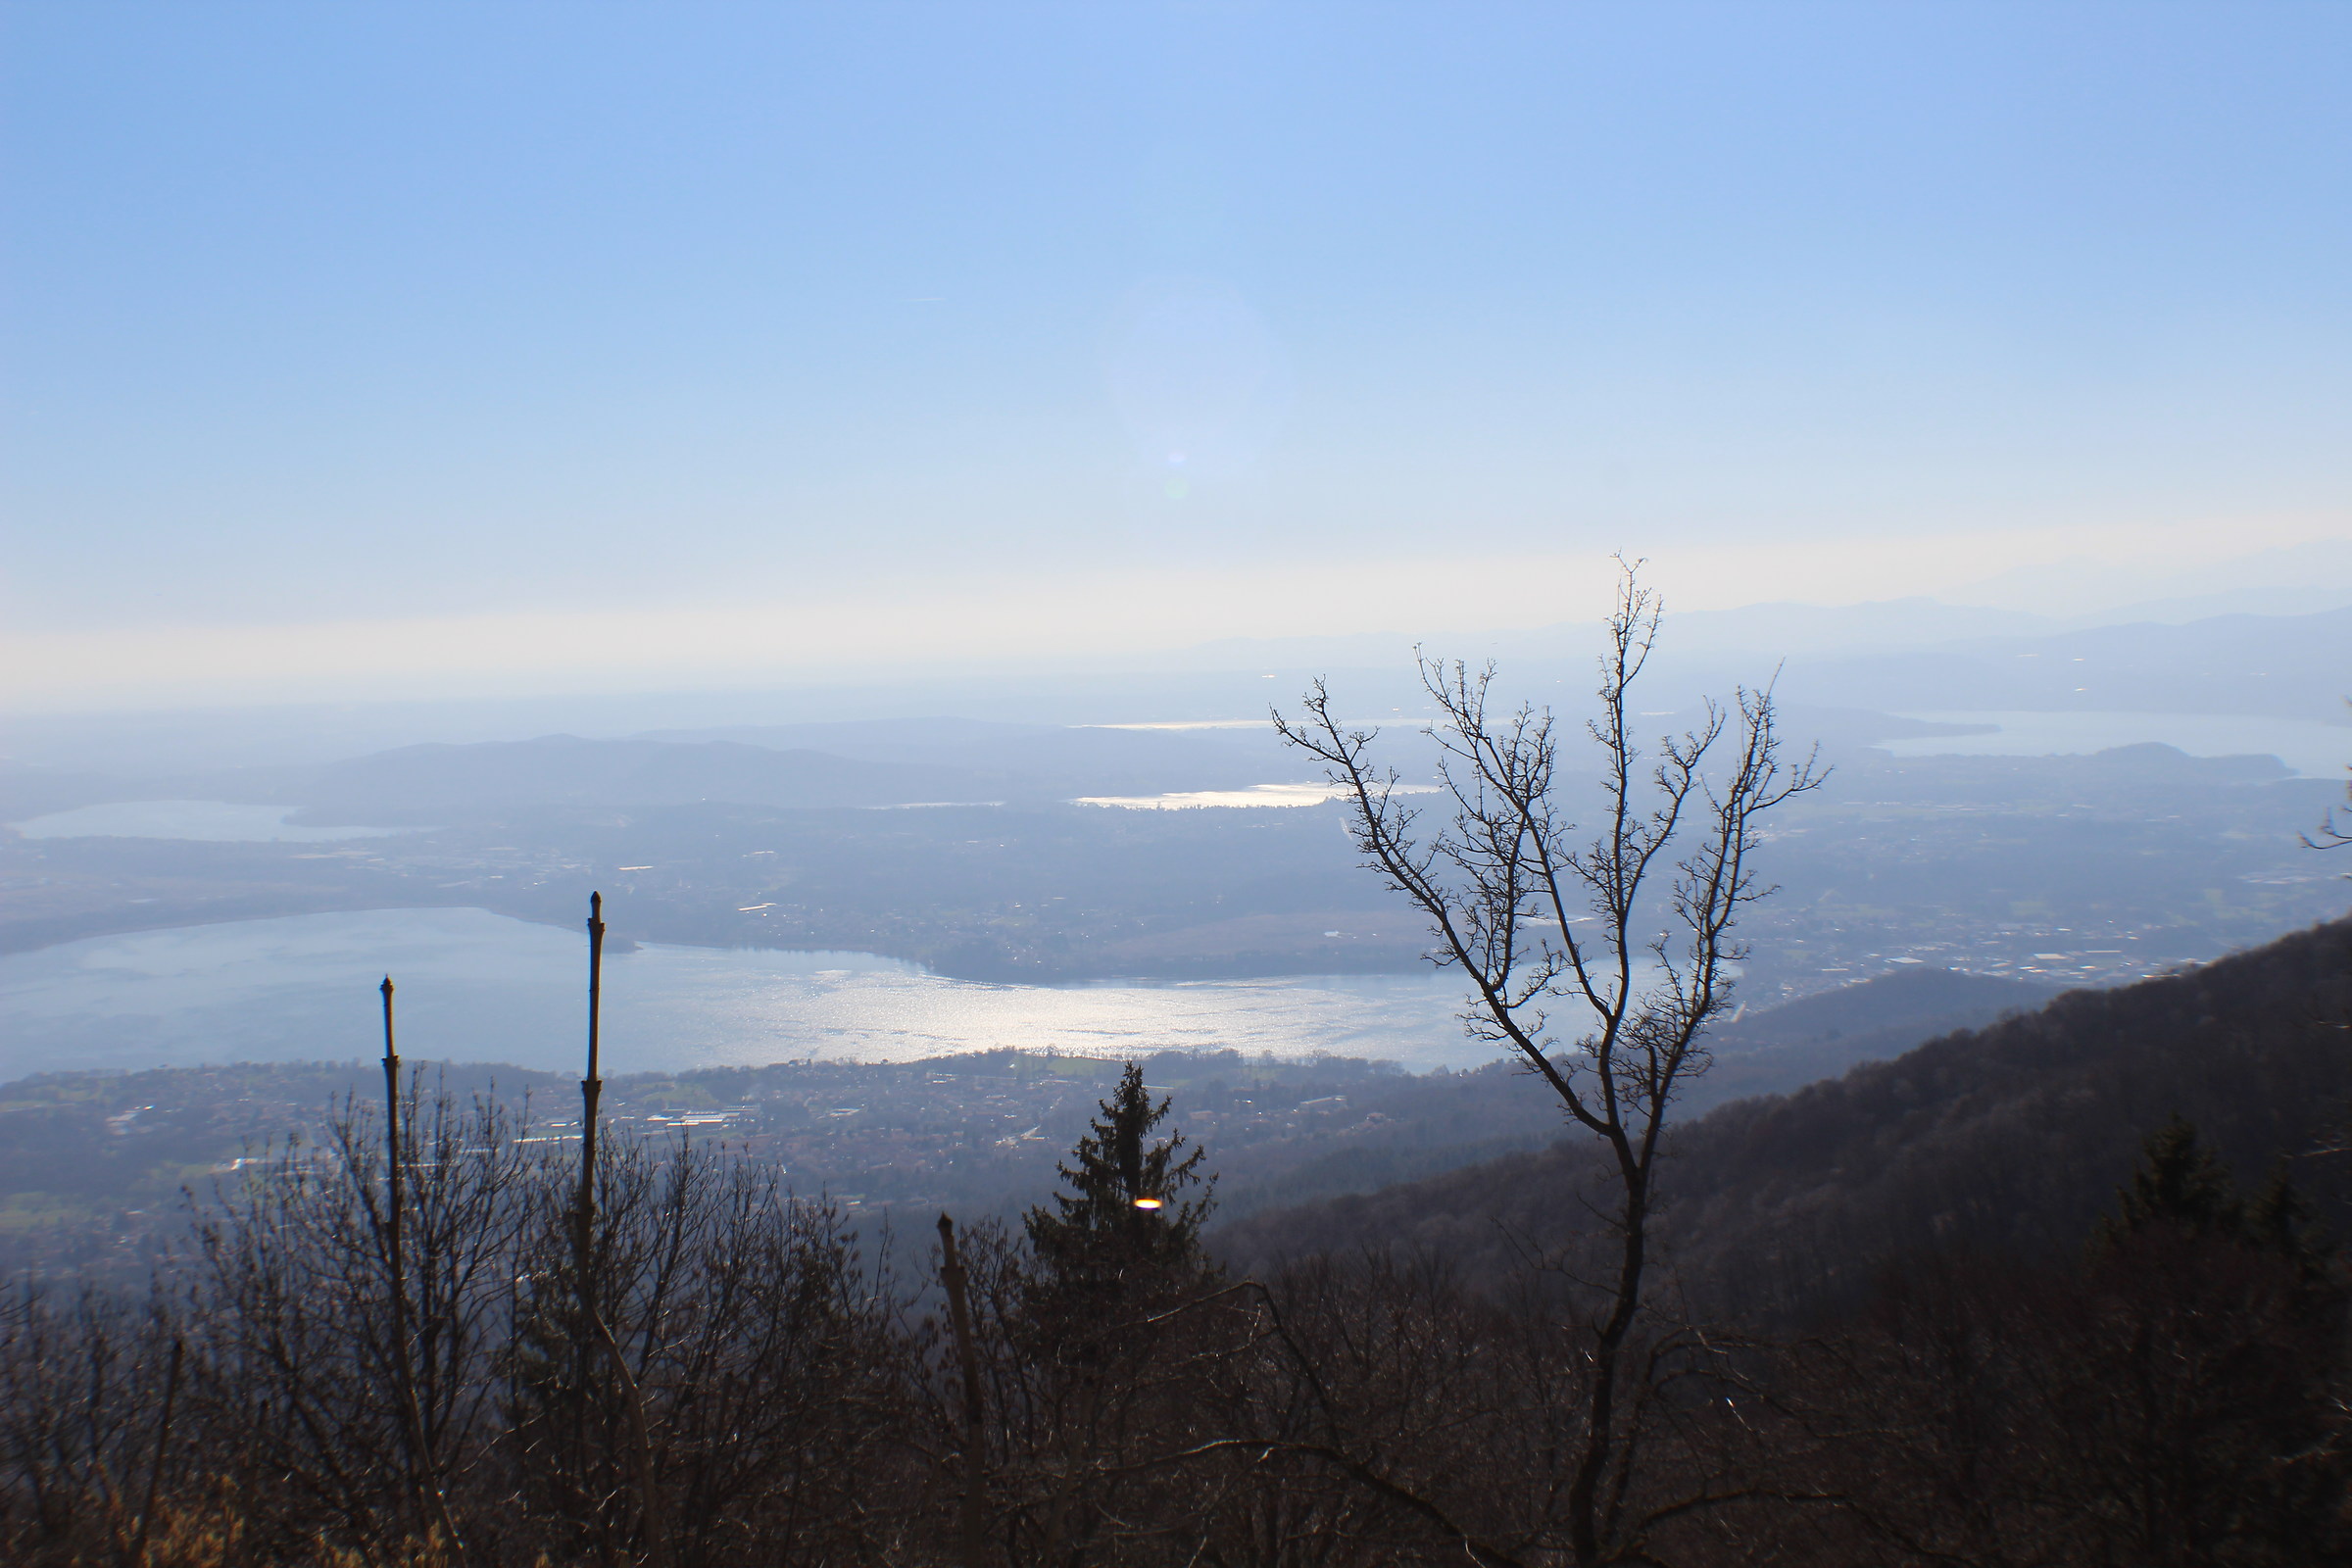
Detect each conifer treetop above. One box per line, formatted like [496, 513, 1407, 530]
[1024, 1062, 1211, 1281]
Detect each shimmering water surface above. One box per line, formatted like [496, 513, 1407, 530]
[1075, 782, 1424, 809]
[0, 907, 1494, 1083]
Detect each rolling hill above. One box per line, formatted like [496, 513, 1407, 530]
[1218, 913, 2352, 1322]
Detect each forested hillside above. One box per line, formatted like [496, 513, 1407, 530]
[1220, 914, 2352, 1322]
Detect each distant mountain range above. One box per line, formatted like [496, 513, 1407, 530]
[15, 592, 2336, 827]
[4, 582, 2346, 778]
[1941, 535, 2352, 620]
[1170, 603, 2352, 725]
[1773, 605, 2352, 721]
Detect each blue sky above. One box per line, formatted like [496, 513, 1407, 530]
[4, 2, 2348, 706]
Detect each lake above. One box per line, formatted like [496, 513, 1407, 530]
[9, 800, 417, 842]
[1075, 782, 1440, 808]
[1882, 710, 2352, 777]
[0, 906, 1499, 1083]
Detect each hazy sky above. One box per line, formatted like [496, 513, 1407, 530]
[4, 2, 2348, 708]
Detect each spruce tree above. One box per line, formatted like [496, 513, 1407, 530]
[2244, 1160, 2330, 1280]
[2098, 1115, 2328, 1272]
[1024, 1062, 1211, 1296]
[2105, 1114, 2244, 1241]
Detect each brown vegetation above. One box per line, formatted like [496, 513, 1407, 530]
[2, 1003, 2347, 1564]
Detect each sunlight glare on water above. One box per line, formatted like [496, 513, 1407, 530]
[0, 907, 1504, 1082]
[1074, 782, 1443, 809]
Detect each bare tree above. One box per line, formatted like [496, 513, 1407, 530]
[186, 1080, 526, 1562]
[2303, 739, 2351, 852]
[1274, 560, 1824, 1566]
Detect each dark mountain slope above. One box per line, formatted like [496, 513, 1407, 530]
[1685, 966, 2058, 1115]
[1714, 967, 2058, 1050]
[1218, 914, 2352, 1321]
[1204, 967, 2064, 1222]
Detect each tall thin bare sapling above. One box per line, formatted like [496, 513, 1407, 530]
[1276, 563, 1824, 1565]
[574, 894, 671, 1568]
[937, 1214, 989, 1568]
[128, 1335, 182, 1568]
[379, 976, 465, 1560]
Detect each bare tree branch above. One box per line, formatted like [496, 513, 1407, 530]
[1276, 558, 1824, 1567]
